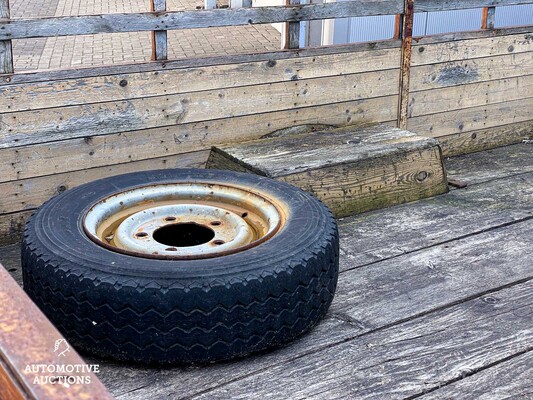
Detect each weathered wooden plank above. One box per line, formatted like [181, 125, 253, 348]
[208, 124, 448, 217]
[0, 265, 114, 399]
[150, 0, 167, 61]
[0, 48, 400, 113]
[114, 219, 533, 399]
[0, 0, 13, 75]
[0, 96, 398, 183]
[416, 0, 533, 12]
[445, 142, 533, 183]
[411, 31, 533, 66]
[410, 52, 533, 92]
[0, 70, 399, 149]
[408, 97, 533, 137]
[0, 210, 31, 246]
[1, 40, 401, 86]
[0, 1, 403, 40]
[439, 120, 533, 156]
[409, 75, 533, 117]
[0, 150, 208, 215]
[336, 172, 533, 269]
[193, 278, 533, 399]
[421, 351, 533, 399]
[288, 0, 300, 49]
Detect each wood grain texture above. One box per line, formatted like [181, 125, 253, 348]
[336, 171, 533, 269]
[408, 97, 533, 137]
[0, 0, 404, 40]
[409, 75, 533, 117]
[0, 48, 400, 113]
[208, 124, 448, 217]
[0, 150, 208, 215]
[0, 210, 31, 245]
[445, 142, 533, 184]
[421, 351, 533, 399]
[150, 0, 167, 61]
[439, 120, 533, 156]
[0, 69, 399, 149]
[1, 40, 401, 86]
[192, 271, 533, 399]
[0, 0, 13, 75]
[410, 52, 533, 92]
[411, 31, 533, 66]
[0, 96, 398, 183]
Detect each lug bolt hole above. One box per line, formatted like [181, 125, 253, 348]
[241, 212, 248, 218]
[210, 221, 222, 226]
[135, 232, 148, 238]
[166, 247, 178, 251]
[213, 240, 225, 245]
[165, 216, 176, 222]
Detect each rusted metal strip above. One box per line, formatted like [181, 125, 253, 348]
[482, 6, 496, 29]
[0, 0, 14, 74]
[150, 0, 167, 61]
[397, 0, 414, 129]
[0, 264, 114, 400]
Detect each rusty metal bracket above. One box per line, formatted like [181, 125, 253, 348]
[397, 0, 414, 130]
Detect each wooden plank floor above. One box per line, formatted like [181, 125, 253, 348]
[1, 143, 532, 399]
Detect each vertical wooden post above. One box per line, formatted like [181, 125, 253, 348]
[283, 0, 300, 49]
[397, 0, 414, 129]
[481, 7, 496, 30]
[0, 0, 14, 74]
[150, 0, 167, 61]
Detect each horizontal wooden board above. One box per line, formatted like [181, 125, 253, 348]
[0, 48, 400, 113]
[439, 120, 533, 156]
[0, 210, 31, 245]
[0, 96, 398, 183]
[411, 31, 533, 66]
[409, 74, 533, 117]
[0, 0, 403, 40]
[193, 275, 533, 399]
[0, 150, 208, 214]
[408, 97, 533, 137]
[122, 219, 533, 399]
[422, 351, 533, 399]
[0, 70, 399, 149]
[410, 51, 533, 91]
[1, 40, 401, 86]
[416, 0, 533, 13]
[337, 171, 533, 269]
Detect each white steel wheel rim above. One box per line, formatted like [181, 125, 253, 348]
[83, 182, 285, 260]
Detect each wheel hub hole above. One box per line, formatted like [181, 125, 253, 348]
[153, 223, 215, 247]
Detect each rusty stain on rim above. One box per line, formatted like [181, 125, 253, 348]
[83, 182, 286, 260]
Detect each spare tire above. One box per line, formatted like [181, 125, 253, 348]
[22, 169, 339, 364]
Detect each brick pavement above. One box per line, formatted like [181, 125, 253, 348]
[10, 0, 281, 72]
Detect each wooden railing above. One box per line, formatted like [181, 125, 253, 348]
[1, 0, 532, 73]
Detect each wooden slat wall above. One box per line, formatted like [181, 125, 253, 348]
[408, 31, 533, 155]
[0, 44, 401, 243]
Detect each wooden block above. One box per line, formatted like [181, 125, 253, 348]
[207, 124, 449, 217]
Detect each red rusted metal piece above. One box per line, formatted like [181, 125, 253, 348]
[0, 264, 114, 400]
[397, 0, 414, 129]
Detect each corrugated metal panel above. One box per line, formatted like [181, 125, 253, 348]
[324, 5, 532, 45]
[347, 15, 395, 43]
[495, 4, 533, 27]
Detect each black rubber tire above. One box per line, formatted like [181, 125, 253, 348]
[22, 169, 339, 364]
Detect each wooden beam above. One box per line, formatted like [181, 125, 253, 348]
[0, 264, 114, 399]
[0, 0, 13, 74]
[0, 1, 404, 40]
[150, 0, 167, 60]
[397, 0, 414, 129]
[288, 0, 300, 49]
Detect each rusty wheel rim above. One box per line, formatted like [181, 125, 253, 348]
[83, 182, 285, 260]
